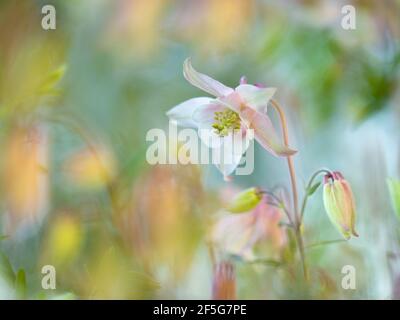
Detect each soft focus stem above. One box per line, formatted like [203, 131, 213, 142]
[300, 169, 331, 222]
[270, 99, 308, 280]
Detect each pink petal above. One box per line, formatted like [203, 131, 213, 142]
[166, 97, 214, 128]
[216, 91, 243, 113]
[240, 106, 297, 157]
[213, 211, 257, 259]
[183, 58, 234, 97]
[235, 84, 276, 113]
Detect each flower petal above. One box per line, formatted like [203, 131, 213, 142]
[166, 97, 214, 128]
[183, 58, 234, 97]
[217, 91, 242, 113]
[213, 211, 256, 259]
[193, 103, 226, 148]
[235, 84, 276, 113]
[214, 129, 251, 178]
[240, 106, 296, 157]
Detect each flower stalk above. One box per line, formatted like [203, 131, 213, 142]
[300, 169, 331, 222]
[270, 99, 308, 280]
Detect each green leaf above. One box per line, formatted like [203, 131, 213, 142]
[306, 239, 347, 250]
[38, 64, 67, 96]
[387, 178, 400, 220]
[15, 269, 27, 300]
[0, 252, 15, 284]
[307, 181, 321, 196]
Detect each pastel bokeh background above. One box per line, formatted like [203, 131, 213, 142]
[0, 0, 399, 299]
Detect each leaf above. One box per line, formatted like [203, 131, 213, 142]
[0, 252, 15, 284]
[247, 258, 284, 267]
[307, 181, 321, 196]
[306, 239, 347, 250]
[38, 64, 67, 96]
[50, 292, 76, 300]
[387, 178, 400, 220]
[15, 269, 27, 300]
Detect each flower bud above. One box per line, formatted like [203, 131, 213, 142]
[212, 261, 236, 300]
[323, 172, 358, 240]
[225, 187, 262, 213]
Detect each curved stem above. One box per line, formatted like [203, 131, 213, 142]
[260, 190, 294, 226]
[270, 99, 308, 280]
[300, 169, 331, 222]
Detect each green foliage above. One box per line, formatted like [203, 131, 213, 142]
[387, 178, 400, 220]
[15, 269, 26, 300]
[307, 182, 321, 196]
[0, 252, 15, 285]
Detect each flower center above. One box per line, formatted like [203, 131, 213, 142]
[212, 109, 241, 137]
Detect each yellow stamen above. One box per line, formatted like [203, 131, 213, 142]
[212, 109, 241, 137]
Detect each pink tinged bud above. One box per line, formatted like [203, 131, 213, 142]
[212, 261, 236, 300]
[323, 172, 358, 240]
[254, 82, 266, 88]
[239, 76, 247, 84]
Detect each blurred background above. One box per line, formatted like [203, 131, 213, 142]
[0, 0, 399, 299]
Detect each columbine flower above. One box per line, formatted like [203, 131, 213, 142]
[213, 192, 287, 260]
[212, 261, 236, 300]
[167, 59, 296, 179]
[323, 172, 358, 240]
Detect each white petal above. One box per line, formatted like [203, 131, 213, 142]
[214, 129, 251, 177]
[193, 103, 226, 148]
[235, 84, 276, 112]
[183, 58, 234, 97]
[166, 97, 214, 128]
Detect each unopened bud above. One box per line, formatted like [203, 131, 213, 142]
[226, 187, 262, 213]
[323, 172, 358, 240]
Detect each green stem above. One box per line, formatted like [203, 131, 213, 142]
[300, 169, 331, 223]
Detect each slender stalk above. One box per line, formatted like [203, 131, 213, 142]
[260, 190, 294, 226]
[300, 169, 331, 222]
[270, 99, 308, 280]
[42, 114, 122, 242]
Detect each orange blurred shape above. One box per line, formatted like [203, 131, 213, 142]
[3, 124, 49, 232]
[103, 0, 166, 59]
[118, 164, 204, 281]
[63, 145, 116, 189]
[212, 261, 236, 300]
[175, 0, 253, 53]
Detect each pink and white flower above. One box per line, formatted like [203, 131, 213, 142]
[212, 194, 287, 260]
[167, 59, 296, 178]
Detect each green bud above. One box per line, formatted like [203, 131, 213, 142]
[226, 187, 262, 213]
[323, 172, 358, 240]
